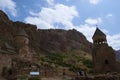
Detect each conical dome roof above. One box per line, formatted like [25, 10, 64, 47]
[15, 29, 28, 37]
[92, 28, 106, 39]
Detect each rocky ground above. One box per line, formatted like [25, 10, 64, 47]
[42, 76, 73, 80]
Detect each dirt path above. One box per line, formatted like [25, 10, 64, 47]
[42, 78, 62, 80]
[42, 76, 73, 80]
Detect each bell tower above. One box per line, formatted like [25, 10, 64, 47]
[92, 28, 116, 74]
[92, 28, 107, 47]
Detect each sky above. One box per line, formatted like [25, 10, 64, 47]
[0, 0, 120, 50]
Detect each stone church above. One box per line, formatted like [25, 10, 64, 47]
[92, 28, 117, 74]
[14, 29, 32, 61]
[0, 29, 40, 80]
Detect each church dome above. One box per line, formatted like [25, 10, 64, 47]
[15, 29, 28, 37]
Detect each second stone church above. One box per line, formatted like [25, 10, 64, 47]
[92, 28, 119, 74]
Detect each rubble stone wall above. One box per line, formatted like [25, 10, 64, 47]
[75, 75, 120, 80]
[0, 53, 12, 75]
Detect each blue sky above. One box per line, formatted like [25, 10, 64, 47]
[0, 0, 120, 50]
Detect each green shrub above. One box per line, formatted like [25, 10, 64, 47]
[46, 53, 66, 66]
[83, 59, 93, 68]
[69, 66, 82, 72]
[89, 69, 93, 74]
[17, 74, 28, 80]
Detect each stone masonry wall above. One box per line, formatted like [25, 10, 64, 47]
[75, 75, 120, 80]
[0, 53, 12, 75]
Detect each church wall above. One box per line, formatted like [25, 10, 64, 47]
[14, 36, 29, 48]
[93, 45, 117, 74]
[116, 62, 120, 73]
[18, 45, 32, 61]
[0, 53, 12, 75]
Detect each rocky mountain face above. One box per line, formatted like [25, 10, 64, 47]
[115, 50, 120, 61]
[0, 10, 92, 54]
[0, 11, 93, 78]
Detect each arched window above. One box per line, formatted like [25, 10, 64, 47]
[105, 59, 109, 64]
[8, 68, 12, 75]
